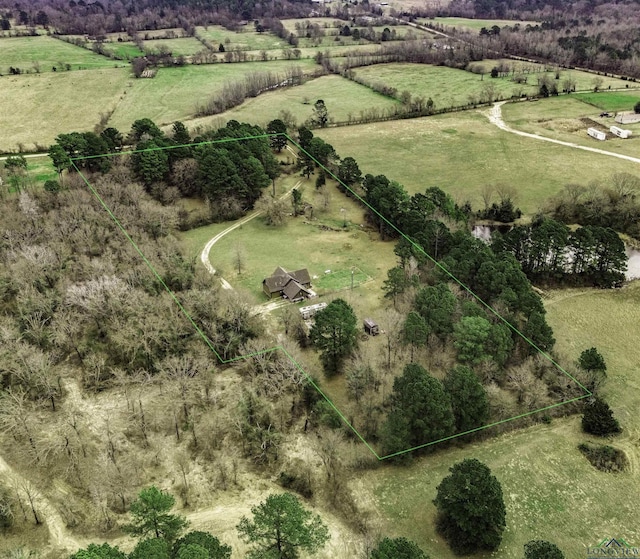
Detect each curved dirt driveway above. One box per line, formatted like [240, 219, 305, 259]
[486, 101, 640, 165]
[200, 180, 302, 291]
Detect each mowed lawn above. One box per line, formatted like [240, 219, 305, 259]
[357, 281, 640, 559]
[0, 35, 120, 73]
[316, 111, 640, 215]
[0, 68, 130, 152]
[503, 96, 640, 159]
[183, 74, 402, 132]
[108, 59, 317, 132]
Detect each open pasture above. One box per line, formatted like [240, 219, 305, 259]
[183, 74, 401, 133]
[0, 68, 130, 152]
[425, 16, 540, 30]
[0, 35, 119, 74]
[107, 59, 316, 133]
[142, 37, 204, 56]
[101, 41, 145, 59]
[357, 281, 640, 559]
[196, 25, 289, 51]
[316, 110, 640, 215]
[502, 96, 640, 158]
[353, 62, 529, 107]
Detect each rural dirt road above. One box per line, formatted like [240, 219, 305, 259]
[486, 101, 640, 165]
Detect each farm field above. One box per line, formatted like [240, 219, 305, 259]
[196, 25, 289, 51]
[0, 35, 121, 73]
[142, 37, 205, 56]
[316, 110, 640, 215]
[0, 67, 130, 152]
[101, 41, 145, 59]
[425, 16, 540, 30]
[502, 96, 640, 158]
[574, 90, 640, 112]
[355, 282, 640, 559]
[352, 62, 637, 111]
[183, 74, 402, 133]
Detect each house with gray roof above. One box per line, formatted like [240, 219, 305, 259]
[262, 266, 313, 301]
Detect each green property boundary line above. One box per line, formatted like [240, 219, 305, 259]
[71, 132, 592, 461]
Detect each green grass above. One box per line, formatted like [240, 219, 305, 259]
[314, 268, 370, 291]
[281, 18, 343, 35]
[354, 63, 527, 108]
[107, 59, 316, 132]
[102, 41, 145, 59]
[180, 174, 396, 303]
[143, 37, 206, 56]
[0, 68, 130, 152]
[574, 90, 640, 112]
[425, 16, 539, 30]
[0, 35, 121, 73]
[352, 62, 637, 111]
[184, 74, 402, 132]
[196, 25, 289, 51]
[27, 155, 57, 183]
[316, 110, 640, 216]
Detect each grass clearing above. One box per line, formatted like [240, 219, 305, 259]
[107, 59, 316, 132]
[183, 74, 401, 133]
[199, 174, 395, 303]
[316, 110, 640, 215]
[0, 35, 120, 73]
[0, 68, 130, 152]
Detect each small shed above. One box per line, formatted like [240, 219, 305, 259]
[363, 318, 379, 336]
[587, 127, 606, 141]
[610, 125, 632, 139]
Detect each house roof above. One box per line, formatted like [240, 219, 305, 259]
[282, 280, 311, 300]
[263, 267, 310, 293]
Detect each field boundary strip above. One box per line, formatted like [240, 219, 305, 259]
[71, 133, 592, 460]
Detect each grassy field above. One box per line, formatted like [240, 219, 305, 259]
[502, 96, 640, 159]
[143, 37, 205, 56]
[101, 42, 145, 59]
[316, 110, 640, 215]
[0, 68, 130, 152]
[196, 25, 289, 51]
[425, 16, 539, 30]
[106, 59, 316, 133]
[574, 90, 640, 112]
[189, 174, 396, 303]
[183, 74, 402, 133]
[0, 35, 120, 73]
[356, 281, 640, 559]
[353, 62, 637, 111]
